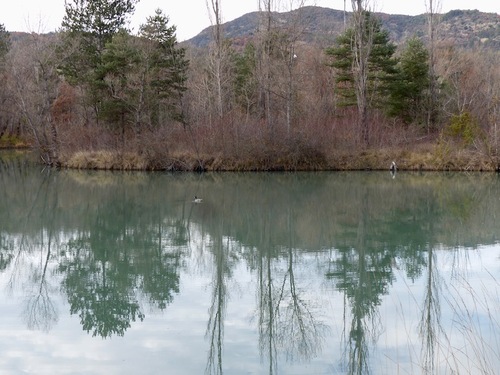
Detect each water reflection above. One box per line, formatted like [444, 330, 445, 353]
[0, 152, 499, 374]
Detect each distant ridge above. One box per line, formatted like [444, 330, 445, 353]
[185, 6, 500, 49]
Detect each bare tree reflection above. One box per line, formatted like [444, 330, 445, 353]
[17, 167, 60, 332]
[0, 233, 15, 272]
[258, 248, 278, 375]
[275, 245, 327, 361]
[22, 234, 58, 331]
[205, 206, 242, 375]
[205, 233, 229, 375]
[256, 206, 328, 374]
[418, 245, 442, 374]
[444, 256, 500, 374]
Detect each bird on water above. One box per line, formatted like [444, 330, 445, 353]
[193, 196, 202, 203]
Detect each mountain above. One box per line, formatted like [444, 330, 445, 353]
[186, 6, 500, 50]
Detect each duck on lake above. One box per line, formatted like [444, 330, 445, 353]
[193, 196, 203, 203]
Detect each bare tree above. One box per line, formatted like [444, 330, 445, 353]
[204, 0, 236, 154]
[257, 0, 275, 134]
[425, 0, 441, 132]
[206, 0, 224, 119]
[351, 0, 374, 146]
[8, 34, 61, 165]
[283, 1, 307, 134]
[343, 0, 347, 30]
[255, 0, 307, 136]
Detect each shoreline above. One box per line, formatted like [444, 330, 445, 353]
[3, 144, 498, 172]
[58, 147, 497, 172]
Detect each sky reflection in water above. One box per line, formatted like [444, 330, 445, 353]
[0, 154, 499, 374]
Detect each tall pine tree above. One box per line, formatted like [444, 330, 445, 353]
[138, 9, 189, 126]
[326, 13, 397, 116]
[387, 37, 430, 125]
[58, 0, 139, 125]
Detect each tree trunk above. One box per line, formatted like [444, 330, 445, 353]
[351, 0, 372, 147]
[426, 0, 440, 133]
[258, 0, 274, 137]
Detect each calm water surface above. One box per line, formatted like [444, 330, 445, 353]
[1, 152, 499, 374]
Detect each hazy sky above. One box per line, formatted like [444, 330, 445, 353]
[2, 0, 499, 41]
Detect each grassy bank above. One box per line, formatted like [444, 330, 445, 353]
[15, 120, 499, 172]
[58, 143, 497, 172]
[0, 135, 30, 149]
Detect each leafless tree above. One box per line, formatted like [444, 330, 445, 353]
[425, 0, 441, 132]
[257, 0, 275, 134]
[206, 0, 224, 119]
[8, 33, 61, 165]
[255, 0, 308, 136]
[351, 0, 374, 146]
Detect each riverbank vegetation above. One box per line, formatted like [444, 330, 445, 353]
[0, 1, 498, 171]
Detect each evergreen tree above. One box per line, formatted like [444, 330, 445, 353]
[94, 9, 189, 134]
[325, 13, 397, 110]
[0, 23, 9, 60]
[233, 43, 258, 115]
[387, 37, 430, 124]
[138, 9, 189, 125]
[367, 24, 398, 107]
[0, 24, 10, 139]
[59, 0, 139, 124]
[61, 0, 138, 52]
[325, 29, 357, 107]
[98, 30, 140, 134]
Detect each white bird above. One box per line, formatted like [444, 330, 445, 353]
[193, 196, 202, 203]
[390, 161, 397, 173]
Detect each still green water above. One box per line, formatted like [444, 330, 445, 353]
[0, 152, 499, 374]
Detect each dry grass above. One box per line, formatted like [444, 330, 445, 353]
[51, 117, 500, 172]
[326, 128, 498, 171]
[0, 134, 30, 149]
[58, 141, 498, 172]
[62, 150, 148, 170]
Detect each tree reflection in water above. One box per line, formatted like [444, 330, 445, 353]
[0, 156, 499, 374]
[205, 220, 232, 375]
[61, 241, 146, 338]
[56, 171, 183, 338]
[17, 166, 60, 332]
[255, 205, 329, 374]
[418, 245, 442, 375]
[22, 238, 58, 332]
[324, 184, 396, 375]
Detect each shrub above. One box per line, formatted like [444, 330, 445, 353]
[443, 111, 482, 147]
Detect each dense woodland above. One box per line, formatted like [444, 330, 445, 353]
[0, 0, 499, 171]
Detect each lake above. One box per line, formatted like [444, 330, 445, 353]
[1, 152, 499, 374]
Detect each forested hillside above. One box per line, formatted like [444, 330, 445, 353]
[0, 2, 498, 171]
[187, 7, 500, 49]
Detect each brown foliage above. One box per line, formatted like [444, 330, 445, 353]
[437, 44, 500, 130]
[51, 82, 76, 125]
